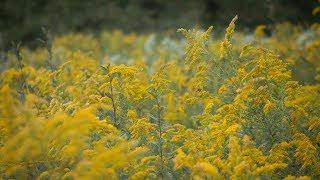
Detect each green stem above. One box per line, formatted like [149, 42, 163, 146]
[156, 96, 164, 179]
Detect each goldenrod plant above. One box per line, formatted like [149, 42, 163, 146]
[0, 15, 319, 179]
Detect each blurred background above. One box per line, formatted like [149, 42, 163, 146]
[0, 0, 319, 49]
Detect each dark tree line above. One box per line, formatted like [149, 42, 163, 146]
[0, 0, 318, 49]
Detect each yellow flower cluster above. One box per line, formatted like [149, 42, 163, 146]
[0, 16, 319, 179]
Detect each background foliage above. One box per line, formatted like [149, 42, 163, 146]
[0, 0, 319, 49]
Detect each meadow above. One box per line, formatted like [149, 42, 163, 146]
[0, 15, 320, 179]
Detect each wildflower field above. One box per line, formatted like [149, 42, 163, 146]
[0, 14, 320, 179]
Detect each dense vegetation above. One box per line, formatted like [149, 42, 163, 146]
[1, 0, 319, 49]
[0, 12, 320, 179]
